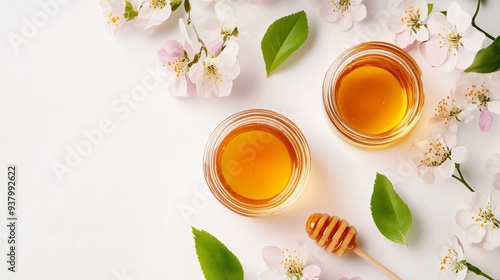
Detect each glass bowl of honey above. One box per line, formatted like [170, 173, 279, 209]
[323, 41, 424, 148]
[203, 109, 311, 217]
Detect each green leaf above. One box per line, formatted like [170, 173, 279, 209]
[370, 173, 412, 247]
[171, 0, 182, 12]
[123, 1, 138, 21]
[261, 10, 308, 77]
[192, 227, 244, 280]
[427, 3, 433, 15]
[465, 36, 500, 73]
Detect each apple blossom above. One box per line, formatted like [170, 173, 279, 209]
[410, 131, 467, 184]
[419, 2, 485, 71]
[261, 239, 321, 280]
[319, 0, 367, 31]
[456, 189, 500, 250]
[387, 0, 429, 51]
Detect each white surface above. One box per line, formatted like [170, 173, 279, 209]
[1, 0, 500, 279]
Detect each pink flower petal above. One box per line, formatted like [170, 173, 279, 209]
[479, 107, 494, 132]
[415, 27, 429, 42]
[420, 166, 435, 184]
[451, 146, 468, 163]
[262, 246, 283, 272]
[336, 13, 353, 31]
[483, 225, 500, 250]
[420, 40, 448, 67]
[437, 159, 455, 179]
[394, 30, 415, 50]
[206, 38, 224, 56]
[349, 4, 366, 22]
[387, 13, 406, 34]
[303, 264, 321, 279]
[456, 210, 475, 229]
[319, 2, 341, 23]
[427, 12, 448, 35]
[157, 40, 184, 62]
[446, 2, 463, 26]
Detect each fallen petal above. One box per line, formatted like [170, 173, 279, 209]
[479, 107, 494, 132]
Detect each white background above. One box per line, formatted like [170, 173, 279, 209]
[1, 0, 500, 279]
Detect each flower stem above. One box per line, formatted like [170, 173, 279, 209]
[452, 164, 475, 192]
[472, 0, 495, 40]
[187, 12, 208, 56]
[467, 263, 495, 280]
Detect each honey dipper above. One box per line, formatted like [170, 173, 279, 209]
[306, 213, 402, 280]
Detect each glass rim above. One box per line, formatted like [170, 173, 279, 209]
[322, 41, 425, 148]
[203, 109, 311, 217]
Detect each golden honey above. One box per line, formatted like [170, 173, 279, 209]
[217, 124, 295, 201]
[323, 41, 424, 148]
[336, 65, 408, 134]
[204, 109, 310, 217]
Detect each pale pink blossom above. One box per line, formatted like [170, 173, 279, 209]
[261, 238, 321, 280]
[387, 0, 429, 51]
[157, 40, 196, 96]
[198, 0, 238, 53]
[319, 0, 367, 31]
[429, 94, 473, 133]
[437, 236, 467, 280]
[134, 0, 172, 32]
[410, 131, 467, 184]
[453, 72, 500, 131]
[99, 0, 127, 35]
[456, 189, 500, 250]
[189, 40, 240, 97]
[419, 2, 485, 71]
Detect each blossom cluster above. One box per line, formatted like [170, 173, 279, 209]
[99, 0, 253, 97]
[388, 0, 485, 71]
[99, 0, 176, 34]
[157, 0, 241, 97]
[408, 47, 500, 280]
[398, 1, 500, 278]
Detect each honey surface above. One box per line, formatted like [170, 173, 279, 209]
[336, 65, 407, 134]
[217, 125, 293, 201]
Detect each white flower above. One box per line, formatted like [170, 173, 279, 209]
[419, 2, 485, 71]
[215, 1, 238, 38]
[486, 154, 500, 190]
[319, 0, 367, 31]
[157, 40, 196, 96]
[410, 131, 467, 184]
[456, 189, 500, 250]
[157, 19, 196, 96]
[261, 239, 321, 280]
[135, 0, 172, 32]
[429, 94, 473, 133]
[453, 72, 500, 131]
[189, 40, 240, 97]
[437, 235, 467, 280]
[100, 0, 127, 35]
[387, 0, 429, 51]
[197, 0, 238, 54]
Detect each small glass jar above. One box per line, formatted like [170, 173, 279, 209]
[203, 109, 310, 217]
[323, 41, 425, 148]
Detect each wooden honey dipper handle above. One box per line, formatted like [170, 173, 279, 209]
[306, 213, 402, 280]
